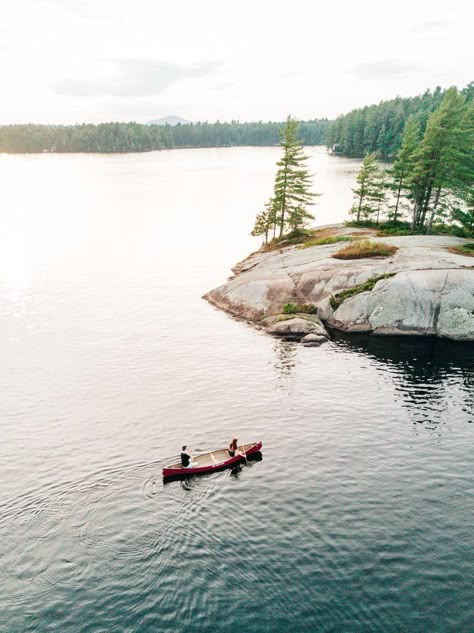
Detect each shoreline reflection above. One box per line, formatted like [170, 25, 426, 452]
[331, 332, 474, 428]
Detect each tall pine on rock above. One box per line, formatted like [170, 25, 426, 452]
[273, 117, 317, 237]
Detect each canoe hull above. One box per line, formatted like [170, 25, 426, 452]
[162, 441, 262, 479]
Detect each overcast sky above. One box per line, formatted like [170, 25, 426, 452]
[1, 0, 472, 124]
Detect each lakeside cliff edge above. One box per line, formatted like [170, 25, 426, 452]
[203, 225, 474, 345]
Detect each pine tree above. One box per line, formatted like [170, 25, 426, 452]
[266, 197, 279, 239]
[409, 88, 467, 232]
[386, 115, 420, 223]
[273, 116, 317, 237]
[350, 153, 382, 222]
[450, 102, 474, 211]
[250, 198, 275, 244]
[251, 211, 270, 243]
[373, 171, 387, 225]
[452, 188, 474, 235]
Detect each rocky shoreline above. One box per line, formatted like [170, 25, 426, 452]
[204, 225, 474, 344]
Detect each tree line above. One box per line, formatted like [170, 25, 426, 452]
[326, 83, 474, 159]
[0, 119, 329, 153]
[349, 87, 474, 235]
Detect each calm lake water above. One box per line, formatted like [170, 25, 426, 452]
[0, 147, 473, 632]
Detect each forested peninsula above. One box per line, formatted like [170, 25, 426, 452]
[326, 83, 473, 158]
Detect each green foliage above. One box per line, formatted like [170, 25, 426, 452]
[345, 220, 379, 228]
[326, 86, 447, 158]
[450, 242, 474, 256]
[251, 198, 275, 244]
[329, 274, 396, 309]
[254, 117, 319, 243]
[410, 88, 470, 233]
[250, 211, 269, 241]
[284, 228, 313, 239]
[379, 227, 413, 236]
[350, 153, 385, 222]
[345, 86, 474, 237]
[272, 117, 319, 237]
[386, 115, 421, 222]
[0, 119, 330, 153]
[332, 240, 398, 259]
[282, 303, 318, 314]
[451, 192, 474, 234]
[262, 230, 314, 251]
[298, 304, 318, 314]
[299, 235, 354, 249]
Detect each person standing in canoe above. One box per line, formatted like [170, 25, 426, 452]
[180, 446, 195, 468]
[228, 439, 245, 459]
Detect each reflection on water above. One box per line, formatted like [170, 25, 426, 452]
[332, 332, 474, 430]
[273, 340, 299, 378]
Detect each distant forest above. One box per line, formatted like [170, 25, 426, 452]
[1, 83, 472, 155]
[326, 83, 474, 158]
[0, 119, 328, 153]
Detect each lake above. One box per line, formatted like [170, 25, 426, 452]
[0, 147, 472, 632]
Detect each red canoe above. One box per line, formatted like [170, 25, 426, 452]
[162, 442, 262, 478]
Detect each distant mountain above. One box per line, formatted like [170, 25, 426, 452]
[147, 115, 190, 126]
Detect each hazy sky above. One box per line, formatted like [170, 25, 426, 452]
[1, 0, 472, 124]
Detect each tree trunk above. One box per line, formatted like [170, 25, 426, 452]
[419, 181, 433, 230]
[393, 170, 404, 224]
[278, 165, 289, 238]
[426, 186, 442, 234]
[357, 191, 363, 223]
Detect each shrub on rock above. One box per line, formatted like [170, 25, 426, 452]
[332, 239, 397, 259]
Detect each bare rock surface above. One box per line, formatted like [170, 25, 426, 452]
[266, 315, 329, 341]
[301, 333, 327, 347]
[204, 225, 474, 341]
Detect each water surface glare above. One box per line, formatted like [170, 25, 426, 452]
[0, 148, 473, 632]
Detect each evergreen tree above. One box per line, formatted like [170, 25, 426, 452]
[273, 116, 317, 237]
[409, 88, 467, 232]
[287, 204, 315, 232]
[450, 101, 474, 206]
[251, 210, 270, 244]
[452, 188, 474, 233]
[325, 84, 464, 158]
[251, 198, 275, 243]
[373, 171, 387, 225]
[350, 153, 382, 222]
[386, 115, 420, 223]
[266, 197, 279, 239]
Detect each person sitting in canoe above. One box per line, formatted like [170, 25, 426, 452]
[180, 445, 195, 468]
[228, 439, 245, 459]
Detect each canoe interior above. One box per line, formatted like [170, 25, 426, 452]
[166, 443, 256, 470]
